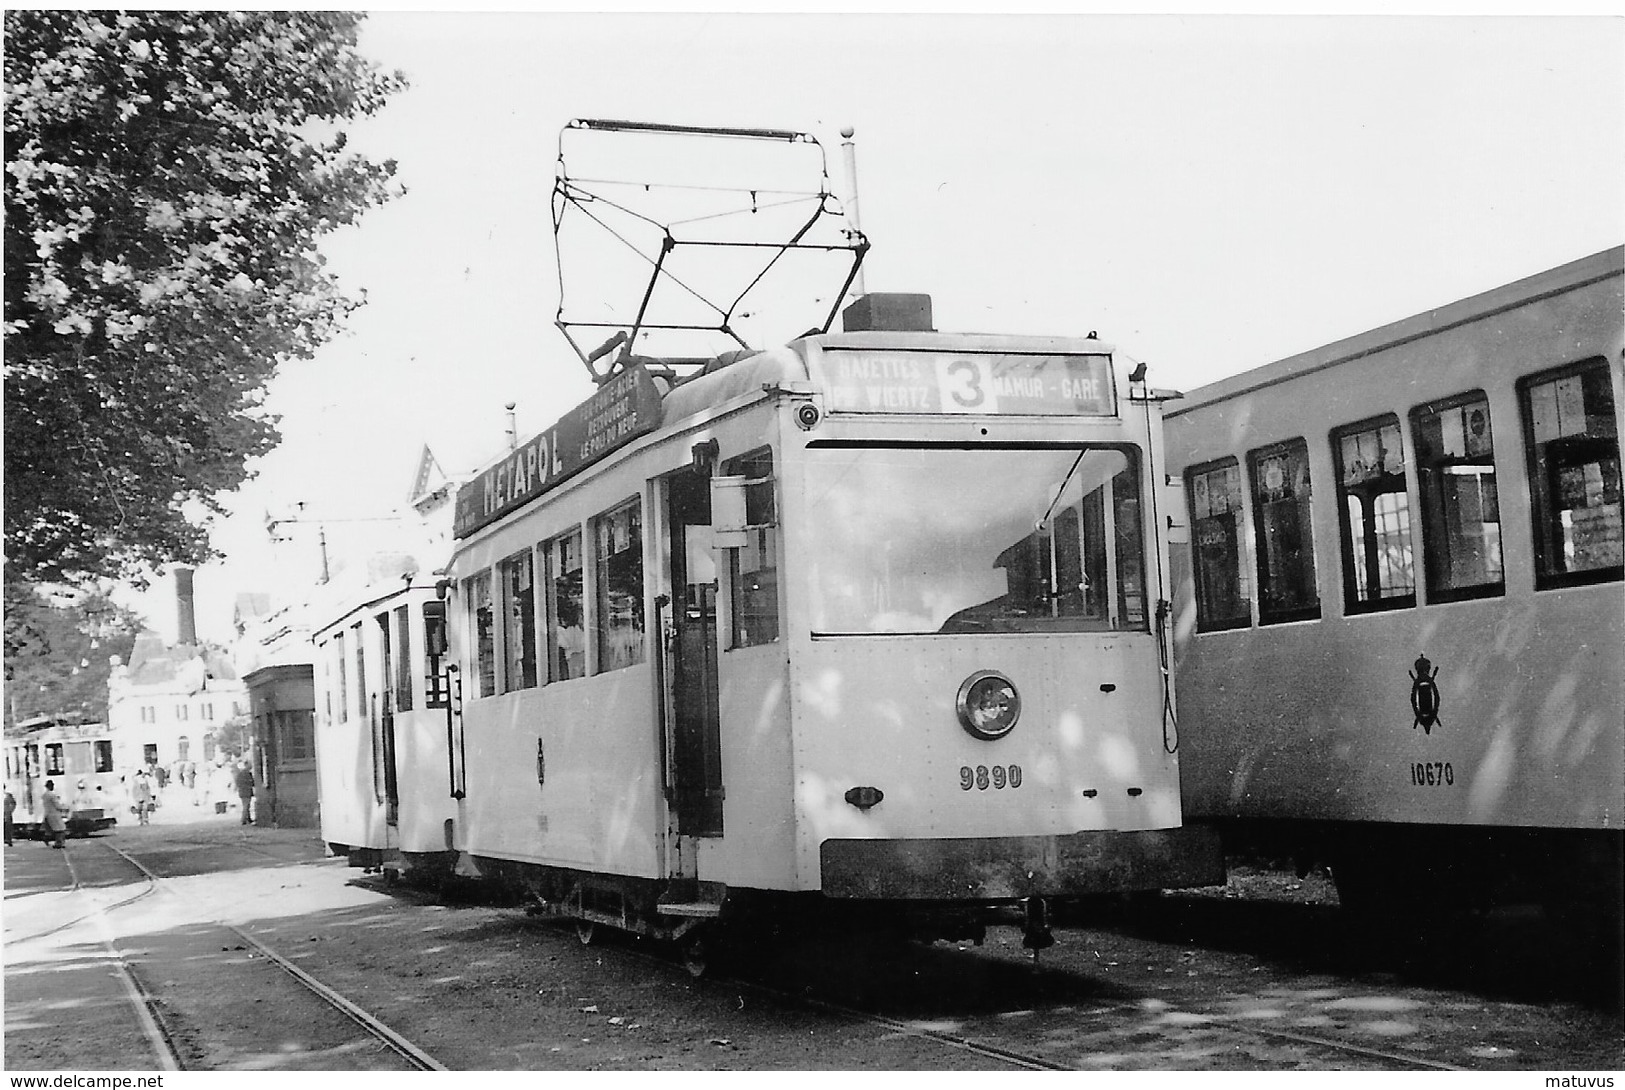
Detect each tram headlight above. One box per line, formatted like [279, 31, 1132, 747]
[956, 670, 1020, 740]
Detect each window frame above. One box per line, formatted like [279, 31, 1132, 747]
[422, 600, 450, 709]
[276, 709, 316, 765]
[592, 497, 646, 674]
[498, 547, 539, 692]
[802, 441, 1148, 636]
[1409, 390, 1506, 604]
[1247, 437, 1322, 625]
[393, 605, 414, 712]
[1517, 356, 1623, 591]
[724, 447, 781, 649]
[465, 569, 496, 698]
[1184, 456, 1253, 632]
[542, 527, 587, 683]
[1331, 413, 1417, 615]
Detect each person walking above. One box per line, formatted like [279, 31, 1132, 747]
[4, 787, 15, 846]
[233, 760, 256, 826]
[130, 768, 154, 826]
[40, 780, 68, 849]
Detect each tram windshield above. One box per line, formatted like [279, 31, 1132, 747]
[806, 444, 1147, 635]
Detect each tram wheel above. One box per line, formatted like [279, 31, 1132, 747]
[575, 919, 598, 946]
[681, 934, 709, 979]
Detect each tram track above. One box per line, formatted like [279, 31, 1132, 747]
[507, 910, 1465, 1072]
[100, 842, 447, 1071]
[344, 866, 1476, 1072]
[59, 847, 184, 1070]
[730, 948, 1463, 1072]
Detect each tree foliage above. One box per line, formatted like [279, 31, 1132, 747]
[3, 11, 405, 587]
[3, 569, 143, 727]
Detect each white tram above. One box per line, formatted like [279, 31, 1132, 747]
[441, 296, 1222, 961]
[1165, 246, 1623, 920]
[3, 717, 121, 837]
[313, 576, 459, 881]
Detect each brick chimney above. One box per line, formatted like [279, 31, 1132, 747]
[175, 566, 198, 646]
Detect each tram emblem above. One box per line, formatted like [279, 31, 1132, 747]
[1409, 653, 1442, 735]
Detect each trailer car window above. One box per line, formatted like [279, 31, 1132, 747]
[390, 606, 412, 712]
[1411, 393, 1504, 601]
[334, 631, 347, 722]
[1333, 415, 1416, 613]
[1520, 358, 1623, 587]
[1186, 458, 1251, 630]
[1248, 439, 1321, 624]
[422, 601, 450, 708]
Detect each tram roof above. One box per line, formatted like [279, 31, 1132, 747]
[657, 343, 807, 423]
[1167, 244, 1625, 418]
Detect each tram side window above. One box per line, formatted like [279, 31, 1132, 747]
[393, 606, 414, 712]
[335, 631, 348, 723]
[1520, 359, 1622, 588]
[1248, 439, 1321, 624]
[1186, 458, 1252, 630]
[543, 530, 586, 681]
[466, 570, 496, 698]
[45, 743, 64, 776]
[727, 449, 780, 648]
[352, 621, 367, 720]
[594, 500, 645, 673]
[1333, 416, 1415, 612]
[499, 549, 539, 691]
[1411, 393, 1504, 601]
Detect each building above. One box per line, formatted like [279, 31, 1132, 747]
[236, 598, 318, 829]
[106, 636, 248, 776]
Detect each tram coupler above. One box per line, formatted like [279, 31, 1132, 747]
[1020, 896, 1054, 953]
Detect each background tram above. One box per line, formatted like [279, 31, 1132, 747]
[1165, 246, 1623, 928]
[439, 294, 1221, 962]
[313, 571, 459, 881]
[3, 716, 121, 837]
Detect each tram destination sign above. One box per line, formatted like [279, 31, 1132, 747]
[816, 349, 1117, 417]
[454, 366, 664, 539]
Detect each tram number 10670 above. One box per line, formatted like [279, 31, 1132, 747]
[961, 764, 1023, 791]
[1409, 761, 1455, 787]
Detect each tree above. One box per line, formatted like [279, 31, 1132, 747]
[3, 568, 143, 728]
[3, 11, 405, 588]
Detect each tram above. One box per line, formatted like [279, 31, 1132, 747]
[3, 716, 121, 837]
[439, 294, 1222, 966]
[1164, 246, 1623, 923]
[313, 573, 459, 882]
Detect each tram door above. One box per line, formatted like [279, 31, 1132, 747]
[666, 473, 725, 839]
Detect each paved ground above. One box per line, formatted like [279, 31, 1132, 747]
[2, 802, 334, 1071]
[5, 812, 1621, 1073]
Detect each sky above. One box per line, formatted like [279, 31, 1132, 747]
[120, 10, 1625, 645]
